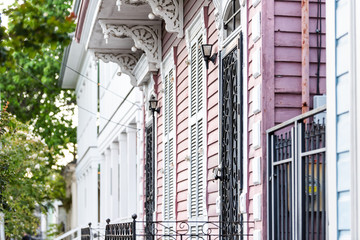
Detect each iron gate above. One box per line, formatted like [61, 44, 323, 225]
[145, 124, 155, 240]
[267, 106, 326, 240]
[219, 34, 243, 239]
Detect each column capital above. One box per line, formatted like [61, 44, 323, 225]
[118, 132, 127, 142]
[126, 125, 137, 133]
[110, 142, 119, 150]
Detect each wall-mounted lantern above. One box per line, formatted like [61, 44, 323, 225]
[201, 44, 217, 69]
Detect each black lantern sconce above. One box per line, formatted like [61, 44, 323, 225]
[201, 44, 217, 69]
[149, 95, 160, 114]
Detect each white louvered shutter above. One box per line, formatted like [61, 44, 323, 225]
[189, 33, 205, 219]
[163, 68, 175, 221]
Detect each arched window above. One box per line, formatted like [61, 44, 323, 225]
[223, 0, 241, 37]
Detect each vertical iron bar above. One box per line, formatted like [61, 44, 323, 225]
[322, 152, 326, 240]
[232, 0, 236, 32]
[277, 164, 284, 239]
[322, 120, 326, 240]
[276, 139, 280, 239]
[311, 124, 315, 240]
[284, 163, 288, 240]
[293, 125, 298, 240]
[271, 135, 276, 240]
[132, 214, 137, 240]
[316, 124, 320, 240]
[304, 124, 309, 240]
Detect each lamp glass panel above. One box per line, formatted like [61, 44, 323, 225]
[149, 100, 158, 110]
[201, 45, 212, 58]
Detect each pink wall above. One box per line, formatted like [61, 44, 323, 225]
[246, 0, 326, 237]
[155, 0, 219, 223]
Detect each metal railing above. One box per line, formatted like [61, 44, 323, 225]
[97, 215, 253, 240]
[54, 227, 81, 240]
[267, 105, 326, 240]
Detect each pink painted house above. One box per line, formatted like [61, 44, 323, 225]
[59, 0, 327, 239]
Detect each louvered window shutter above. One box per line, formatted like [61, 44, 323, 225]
[163, 68, 175, 221]
[189, 33, 205, 219]
[190, 35, 204, 117]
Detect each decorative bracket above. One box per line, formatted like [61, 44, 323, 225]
[146, 0, 183, 38]
[99, 21, 161, 68]
[94, 52, 140, 86]
[114, 0, 183, 38]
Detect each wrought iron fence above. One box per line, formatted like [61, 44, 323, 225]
[81, 224, 92, 240]
[103, 215, 253, 240]
[267, 105, 326, 240]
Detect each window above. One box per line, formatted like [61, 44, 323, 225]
[224, 0, 241, 37]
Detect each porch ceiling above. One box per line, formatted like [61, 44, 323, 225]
[86, 1, 158, 52]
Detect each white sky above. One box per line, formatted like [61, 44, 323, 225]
[0, 0, 15, 27]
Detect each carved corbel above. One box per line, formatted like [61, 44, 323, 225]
[94, 52, 139, 86]
[99, 21, 161, 68]
[146, 0, 183, 38]
[113, 0, 183, 38]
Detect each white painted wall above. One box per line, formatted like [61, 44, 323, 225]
[327, 0, 359, 239]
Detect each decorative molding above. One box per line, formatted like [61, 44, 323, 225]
[212, 0, 222, 30]
[114, 0, 183, 37]
[115, 0, 147, 11]
[99, 21, 161, 68]
[133, 54, 158, 86]
[147, 0, 183, 38]
[94, 52, 139, 86]
[185, 10, 206, 51]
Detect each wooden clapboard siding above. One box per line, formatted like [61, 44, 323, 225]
[156, 0, 219, 225]
[274, 0, 326, 125]
[246, 0, 327, 236]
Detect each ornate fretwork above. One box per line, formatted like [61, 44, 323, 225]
[114, 0, 183, 38]
[220, 47, 242, 240]
[145, 124, 154, 240]
[94, 52, 139, 86]
[147, 0, 183, 38]
[99, 22, 161, 67]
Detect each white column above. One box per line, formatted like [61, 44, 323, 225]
[119, 133, 128, 219]
[100, 154, 106, 222]
[77, 176, 83, 225]
[104, 148, 111, 220]
[127, 126, 137, 216]
[84, 172, 88, 224]
[110, 142, 119, 220]
[71, 174, 78, 228]
[136, 92, 145, 219]
[90, 162, 99, 224]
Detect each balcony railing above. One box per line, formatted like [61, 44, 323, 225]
[267, 105, 326, 240]
[82, 215, 253, 240]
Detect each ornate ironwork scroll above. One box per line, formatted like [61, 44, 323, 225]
[105, 218, 253, 240]
[220, 35, 243, 239]
[145, 124, 154, 240]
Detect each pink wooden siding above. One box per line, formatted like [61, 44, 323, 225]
[156, 0, 219, 224]
[247, 0, 326, 237]
[274, 0, 326, 124]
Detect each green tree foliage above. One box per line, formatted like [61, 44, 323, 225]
[0, 107, 68, 239]
[0, 0, 76, 156]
